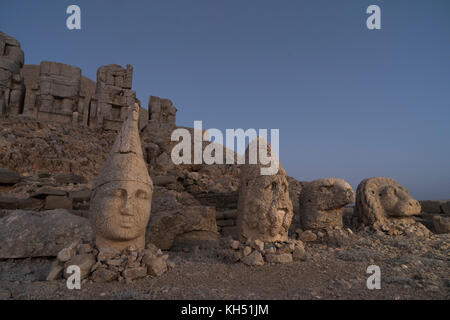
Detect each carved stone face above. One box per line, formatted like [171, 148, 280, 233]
[237, 173, 293, 242]
[378, 185, 421, 217]
[90, 180, 152, 249]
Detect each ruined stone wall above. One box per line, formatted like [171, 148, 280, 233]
[21, 63, 95, 126]
[0, 32, 25, 115]
[89, 64, 137, 131]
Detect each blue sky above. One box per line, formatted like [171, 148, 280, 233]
[1, 0, 449, 200]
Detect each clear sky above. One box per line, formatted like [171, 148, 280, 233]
[1, 0, 449, 200]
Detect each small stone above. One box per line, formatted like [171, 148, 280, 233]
[265, 246, 276, 255]
[167, 260, 176, 269]
[123, 266, 147, 280]
[292, 246, 306, 261]
[242, 246, 252, 257]
[144, 256, 167, 277]
[265, 253, 293, 264]
[230, 240, 240, 250]
[241, 251, 264, 266]
[299, 230, 317, 242]
[91, 268, 118, 283]
[253, 239, 264, 252]
[64, 254, 96, 279]
[46, 260, 63, 281]
[57, 242, 78, 262]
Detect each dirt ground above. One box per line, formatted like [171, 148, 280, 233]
[0, 231, 448, 300]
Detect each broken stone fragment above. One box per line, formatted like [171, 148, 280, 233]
[143, 255, 168, 277]
[123, 266, 147, 280]
[292, 246, 306, 261]
[46, 260, 64, 281]
[241, 251, 264, 266]
[91, 268, 117, 283]
[299, 230, 317, 242]
[242, 246, 252, 256]
[57, 241, 79, 262]
[64, 254, 96, 280]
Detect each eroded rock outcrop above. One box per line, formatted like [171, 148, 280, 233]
[299, 178, 355, 230]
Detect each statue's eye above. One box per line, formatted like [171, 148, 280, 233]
[136, 190, 148, 199]
[110, 189, 125, 197]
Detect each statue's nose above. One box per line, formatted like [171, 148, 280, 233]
[120, 198, 133, 215]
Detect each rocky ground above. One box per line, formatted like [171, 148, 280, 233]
[0, 230, 448, 300]
[0, 115, 448, 300]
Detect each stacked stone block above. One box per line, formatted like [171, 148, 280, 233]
[0, 32, 25, 115]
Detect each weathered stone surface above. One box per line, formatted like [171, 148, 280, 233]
[292, 246, 306, 261]
[123, 266, 147, 280]
[54, 173, 87, 185]
[46, 260, 63, 281]
[45, 196, 73, 210]
[64, 254, 96, 279]
[265, 253, 293, 264]
[236, 138, 293, 243]
[0, 32, 25, 116]
[420, 200, 443, 214]
[441, 201, 450, 214]
[144, 255, 167, 277]
[299, 178, 355, 230]
[152, 175, 177, 186]
[90, 104, 153, 251]
[356, 177, 422, 232]
[0, 168, 21, 184]
[432, 216, 450, 234]
[241, 251, 264, 266]
[91, 268, 117, 283]
[89, 64, 137, 130]
[0, 196, 43, 210]
[31, 187, 67, 198]
[0, 209, 93, 258]
[299, 230, 317, 242]
[148, 205, 218, 250]
[69, 189, 92, 202]
[57, 241, 78, 262]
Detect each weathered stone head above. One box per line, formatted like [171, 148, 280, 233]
[90, 103, 153, 251]
[236, 138, 293, 243]
[299, 178, 355, 230]
[355, 177, 421, 230]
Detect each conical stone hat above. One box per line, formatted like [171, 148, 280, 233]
[94, 103, 152, 188]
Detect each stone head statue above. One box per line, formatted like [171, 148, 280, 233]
[299, 178, 355, 230]
[355, 177, 421, 230]
[90, 103, 153, 251]
[236, 138, 293, 243]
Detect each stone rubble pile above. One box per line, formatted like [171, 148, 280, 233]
[220, 237, 306, 266]
[47, 241, 174, 283]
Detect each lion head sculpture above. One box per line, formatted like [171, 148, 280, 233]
[299, 178, 355, 230]
[355, 177, 421, 231]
